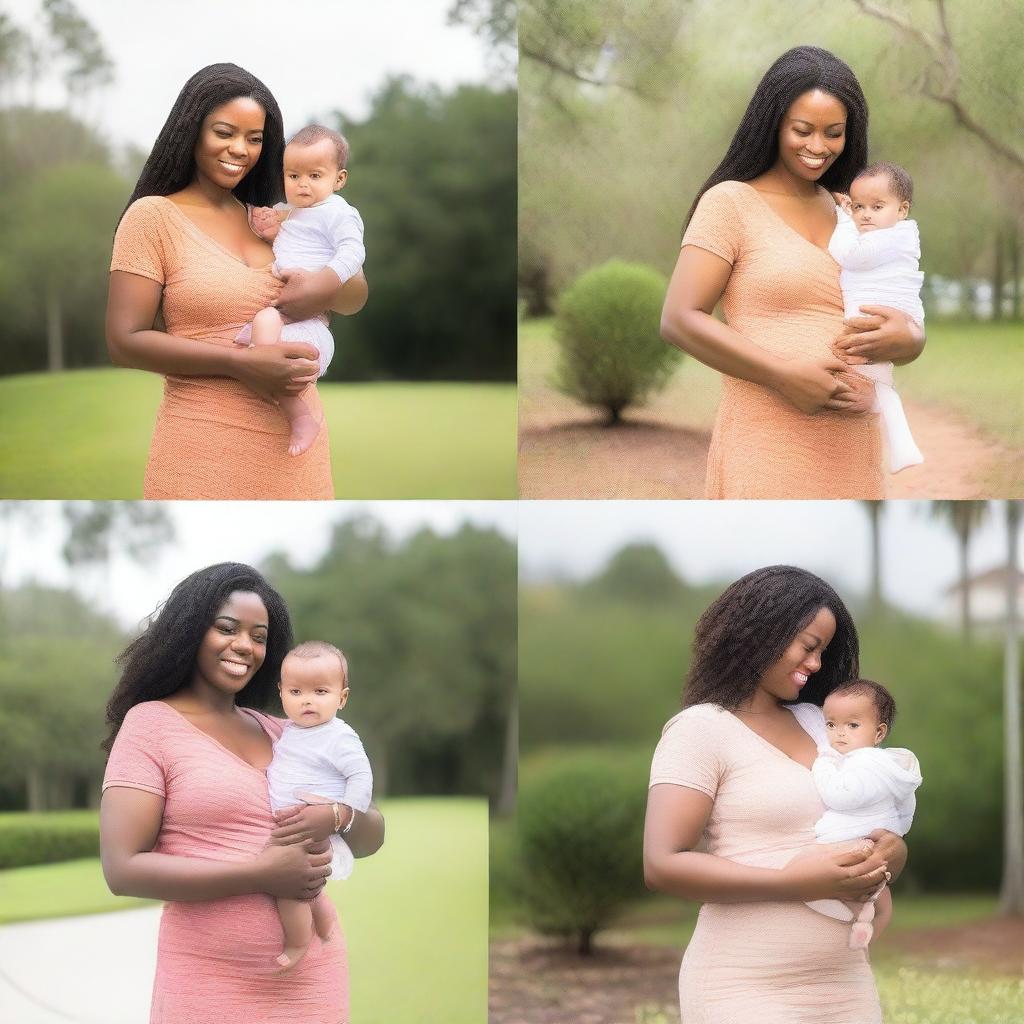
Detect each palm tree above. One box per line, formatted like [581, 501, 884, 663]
[930, 501, 990, 637]
[1000, 500, 1023, 915]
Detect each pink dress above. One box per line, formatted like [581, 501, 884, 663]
[649, 703, 882, 1023]
[102, 701, 347, 1024]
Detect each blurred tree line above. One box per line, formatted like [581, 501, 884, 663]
[519, 541, 1014, 892]
[0, 1, 515, 381]
[519, 0, 1024, 320]
[0, 510, 515, 812]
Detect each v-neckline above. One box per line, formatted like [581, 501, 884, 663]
[157, 700, 276, 774]
[739, 181, 839, 258]
[727, 704, 818, 772]
[157, 196, 275, 271]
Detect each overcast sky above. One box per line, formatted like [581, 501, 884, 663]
[5, 0, 494, 150]
[1, 501, 518, 628]
[519, 500, 1020, 618]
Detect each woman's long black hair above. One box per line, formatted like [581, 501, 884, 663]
[118, 63, 285, 226]
[683, 565, 859, 711]
[684, 46, 869, 231]
[102, 562, 293, 753]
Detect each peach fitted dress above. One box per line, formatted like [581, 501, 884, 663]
[682, 181, 884, 498]
[110, 196, 334, 499]
[649, 703, 882, 1024]
[103, 701, 347, 1024]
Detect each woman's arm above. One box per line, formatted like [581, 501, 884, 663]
[643, 783, 890, 903]
[275, 268, 368, 320]
[270, 800, 386, 859]
[106, 271, 321, 401]
[661, 246, 863, 415]
[100, 786, 332, 902]
[833, 306, 925, 366]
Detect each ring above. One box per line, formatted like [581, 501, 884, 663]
[884, 871, 892, 882]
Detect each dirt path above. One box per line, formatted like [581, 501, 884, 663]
[518, 395, 1022, 499]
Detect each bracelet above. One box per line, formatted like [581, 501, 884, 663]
[331, 802, 341, 833]
[331, 802, 355, 835]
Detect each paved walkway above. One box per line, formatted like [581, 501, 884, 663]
[0, 908, 160, 1024]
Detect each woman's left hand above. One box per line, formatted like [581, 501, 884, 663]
[270, 803, 337, 845]
[274, 267, 336, 321]
[868, 829, 908, 881]
[823, 369, 875, 416]
[833, 306, 925, 366]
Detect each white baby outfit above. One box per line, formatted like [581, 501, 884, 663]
[266, 716, 373, 880]
[828, 209, 925, 473]
[238, 194, 365, 375]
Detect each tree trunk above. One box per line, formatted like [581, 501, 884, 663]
[577, 927, 594, 955]
[992, 230, 1004, 321]
[1000, 501, 1023, 915]
[497, 687, 518, 817]
[865, 502, 882, 609]
[46, 282, 64, 372]
[1010, 226, 1021, 321]
[958, 529, 971, 639]
[27, 765, 46, 811]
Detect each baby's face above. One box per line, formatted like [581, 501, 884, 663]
[279, 653, 348, 727]
[849, 174, 909, 232]
[823, 692, 886, 752]
[283, 139, 346, 208]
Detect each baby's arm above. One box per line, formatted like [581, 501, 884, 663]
[811, 751, 894, 812]
[325, 206, 366, 285]
[840, 225, 917, 273]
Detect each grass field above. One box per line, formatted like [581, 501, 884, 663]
[0, 368, 516, 498]
[0, 798, 488, 1024]
[520, 317, 1024, 448]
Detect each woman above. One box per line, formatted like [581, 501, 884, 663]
[106, 64, 367, 499]
[100, 562, 385, 1024]
[644, 566, 907, 1024]
[661, 47, 925, 499]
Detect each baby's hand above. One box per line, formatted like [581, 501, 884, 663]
[832, 191, 852, 214]
[250, 206, 281, 240]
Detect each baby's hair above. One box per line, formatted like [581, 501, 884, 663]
[288, 123, 349, 170]
[853, 161, 913, 206]
[287, 639, 349, 686]
[828, 678, 897, 730]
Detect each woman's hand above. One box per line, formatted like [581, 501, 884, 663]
[270, 802, 339, 845]
[253, 839, 332, 900]
[779, 843, 890, 902]
[868, 829, 907, 881]
[771, 355, 853, 415]
[833, 306, 925, 366]
[231, 342, 320, 402]
[824, 369, 875, 416]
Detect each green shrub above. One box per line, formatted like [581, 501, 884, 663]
[517, 749, 648, 953]
[0, 814, 100, 869]
[553, 260, 679, 423]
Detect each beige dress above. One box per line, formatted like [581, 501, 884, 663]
[649, 703, 882, 1024]
[682, 181, 884, 499]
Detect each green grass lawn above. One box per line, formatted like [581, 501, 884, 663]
[0, 798, 488, 1024]
[0, 368, 516, 498]
[521, 316, 1024, 449]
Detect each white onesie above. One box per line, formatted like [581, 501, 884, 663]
[828, 209, 925, 473]
[239, 193, 366, 375]
[266, 716, 373, 880]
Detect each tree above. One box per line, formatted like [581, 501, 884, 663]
[861, 501, 885, 609]
[1000, 500, 1023, 915]
[448, 0, 517, 81]
[931, 501, 990, 637]
[586, 542, 683, 604]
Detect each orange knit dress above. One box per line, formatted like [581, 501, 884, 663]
[103, 701, 347, 1024]
[682, 181, 884, 499]
[110, 196, 334, 500]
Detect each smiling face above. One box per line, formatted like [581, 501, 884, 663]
[775, 89, 847, 184]
[192, 96, 266, 191]
[757, 606, 837, 703]
[283, 138, 347, 208]
[823, 690, 887, 751]
[279, 652, 349, 727]
[849, 173, 909, 232]
[193, 591, 268, 695]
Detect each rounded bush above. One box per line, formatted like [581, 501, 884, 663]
[553, 260, 679, 423]
[516, 749, 648, 953]
[0, 819, 99, 869]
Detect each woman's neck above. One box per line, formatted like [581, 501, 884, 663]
[735, 689, 787, 717]
[178, 175, 241, 210]
[170, 679, 239, 716]
[754, 164, 819, 199]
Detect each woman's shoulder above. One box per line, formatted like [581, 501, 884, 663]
[660, 703, 731, 737]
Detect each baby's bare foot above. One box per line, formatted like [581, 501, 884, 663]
[288, 413, 322, 456]
[275, 943, 311, 972]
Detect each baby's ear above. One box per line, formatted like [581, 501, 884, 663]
[897, 201, 910, 221]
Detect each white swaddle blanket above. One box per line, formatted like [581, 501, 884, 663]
[829, 210, 925, 472]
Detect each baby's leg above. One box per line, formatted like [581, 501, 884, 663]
[311, 894, 335, 943]
[275, 896, 314, 970]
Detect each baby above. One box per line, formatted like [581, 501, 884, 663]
[829, 162, 925, 473]
[238, 124, 366, 456]
[799, 679, 922, 949]
[265, 640, 373, 970]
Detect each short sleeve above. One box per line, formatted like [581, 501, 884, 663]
[649, 707, 724, 797]
[102, 703, 167, 797]
[110, 197, 167, 285]
[681, 183, 744, 265]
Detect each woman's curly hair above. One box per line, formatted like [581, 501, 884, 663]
[683, 565, 859, 710]
[102, 562, 293, 754]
